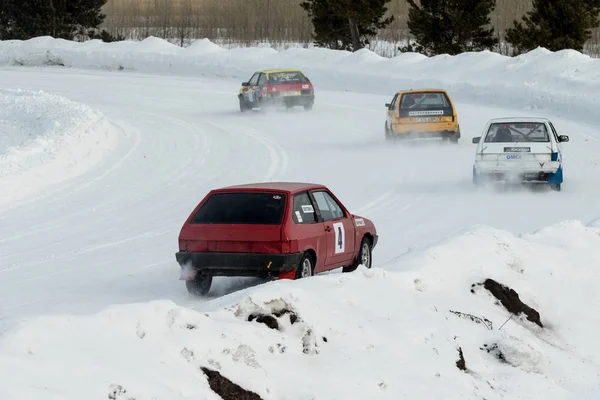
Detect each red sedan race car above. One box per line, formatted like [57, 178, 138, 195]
[238, 69, 315, 112]
[175, 182, 378, 296]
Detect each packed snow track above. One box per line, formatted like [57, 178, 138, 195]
[2, 66, 600, 334]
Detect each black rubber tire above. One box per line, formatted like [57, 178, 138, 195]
[239, 100, 250, 112]
[343, 236, 373, 273]
[304, 103, 313, 111]
[294, 252, 314, 279]
[384, 122, 392, 140]
[550, 184, 561, 192]
[185, 273, 212, 296]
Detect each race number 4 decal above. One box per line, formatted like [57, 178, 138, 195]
[333, 222, 345, 254]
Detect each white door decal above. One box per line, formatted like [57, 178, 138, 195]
[333, 222, 345, 254]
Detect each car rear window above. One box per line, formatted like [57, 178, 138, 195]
[268, 71, 308, 85]
[399, 91, 453, 117]
[191, 192, 287, 225]
[484, 122, 549, 143]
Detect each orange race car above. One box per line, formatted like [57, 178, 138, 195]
[384, 89, 461, 143]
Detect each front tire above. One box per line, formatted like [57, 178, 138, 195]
[185, 273, 212, 296]
[343, 236, 373, 273]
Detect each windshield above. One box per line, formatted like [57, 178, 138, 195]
[399, 91, 453, 117]
[191, 192, 287, 225]
[484, 122, 549, 143]
[268, 71, 308, 85]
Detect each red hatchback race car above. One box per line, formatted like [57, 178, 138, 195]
[175, 182, 378, 296]
[238, 69, 315, 112]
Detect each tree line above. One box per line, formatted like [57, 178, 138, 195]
[1, 0, 600, 57]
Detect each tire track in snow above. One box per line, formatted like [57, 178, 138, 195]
[203, 119, 290, 182]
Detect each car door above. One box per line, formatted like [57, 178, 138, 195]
[289, 191, 327, 272]
[245, 73, 260, 102]
[257, 73, 268, 101]
[547, 121, 563, 161]
[309, 189, 355, 268]
[386, 93, 399, 130]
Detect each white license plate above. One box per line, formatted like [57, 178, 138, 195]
[282, 91, 301, 96]
[416, 117, 439, 123]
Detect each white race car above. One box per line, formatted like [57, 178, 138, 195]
[472, 117, 569, 191]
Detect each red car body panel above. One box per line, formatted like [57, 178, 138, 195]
[176, 182, 378, 281]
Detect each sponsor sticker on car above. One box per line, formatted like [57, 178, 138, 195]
[504, 147, 531, 152]
[355, 218, 365, 227]
[506, 154, 521, 160]
[408, 110, 444, 116]
[415, 117, 439, 123]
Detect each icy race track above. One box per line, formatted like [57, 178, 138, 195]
[4, 38, 600, 399]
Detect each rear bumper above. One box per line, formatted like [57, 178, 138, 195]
[268, 94, 314, 106]
[175, 251, 303, 278]
[474, 161, 560, 174]
[474, 161, 561, 182]
[391, 122, 459, 135]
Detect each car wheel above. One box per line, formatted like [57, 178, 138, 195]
[343, 236, 373, 273]
[304, 103, 313, 111]
[239, 100, 250, 112]
[384, 122, 393, 140]
[550, 184, 561, 192]
[185, 273, 212, 296]
[295, 252, 314, 279]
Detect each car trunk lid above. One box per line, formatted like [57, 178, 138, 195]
[478, 142, 553, 161]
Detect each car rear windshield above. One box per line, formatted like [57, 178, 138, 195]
[191, 192, 287, 225]
[268, 71, 308, 85]
[484, 122, 549, 143]
[399, 91, 453, 117]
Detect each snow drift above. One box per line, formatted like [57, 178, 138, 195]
[0, 89, 117, 211]
[0, 36, 599, 121]
[2, 220, 600, 399]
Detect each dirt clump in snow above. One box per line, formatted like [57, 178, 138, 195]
[475, 278, 543, 328]
[456, 346, 467, 371]
[201, 367, 264, 400]
[247, 304, 299, 331]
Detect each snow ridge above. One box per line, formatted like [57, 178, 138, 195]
[0, 88, 117, 210]
[0, 37, 599, 122]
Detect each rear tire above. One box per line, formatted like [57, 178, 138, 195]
[343, 236, 373, 273]
[185, 273, 212, 296]
[295, 252, 314, 279]
[550, 184, 561, 192]
[304, 102, 313, 111]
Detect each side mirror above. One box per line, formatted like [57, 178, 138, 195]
[472, 137, 481, 144]
[385, 103, 391, 108]
[559, 135, 569, 143]
[241, 82, 250, 87]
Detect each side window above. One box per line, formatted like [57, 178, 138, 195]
[390, 93, 399, 108]
[312, 191, 345, 221]
[292, 192, 317, 224]
[257, 73, 267, 86]
[249, 73, 259, 86]
[548, 122, 559, 142]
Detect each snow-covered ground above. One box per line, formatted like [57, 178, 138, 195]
[1, 37, 600, 399]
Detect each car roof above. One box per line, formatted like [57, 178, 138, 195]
[259, 69, 304, 75]
[487, 117, 550, 123]
[395, 88, 448, 95]
[215, 182, 326, 194]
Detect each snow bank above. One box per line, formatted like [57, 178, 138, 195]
[2, 220, 600, 399]
[0, 89, 117, 210]
[1, 36, 600, 122]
